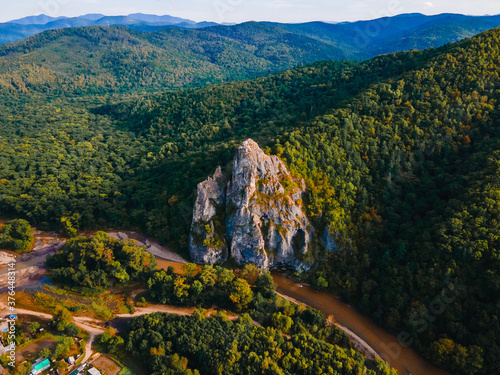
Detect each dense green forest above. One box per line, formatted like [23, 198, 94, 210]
[1, 20, 500, 374]
[124, 264, 395, 375]
[272, 30, 500, 374]
[0, 24, 345, 95]
[123, 312, 397, 375]
[0, 219, 33, 252]
[45, 231, 156, 288]
[108, 28, 500, 374]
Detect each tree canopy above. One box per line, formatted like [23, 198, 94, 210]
[0, 219, 33, 252]
[46, 231, 156, 288]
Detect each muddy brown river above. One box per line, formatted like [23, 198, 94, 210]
[153, 259, 448, 375]
[271, 273, 449, 375]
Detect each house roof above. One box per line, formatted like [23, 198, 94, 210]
[33, 358, 51, 371]
[87, 368, 101, 375]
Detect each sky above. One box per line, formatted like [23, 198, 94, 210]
[1, 0, 499, 24]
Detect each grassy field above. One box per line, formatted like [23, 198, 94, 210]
[15, 286, 135, 320]
[108, 353, 142, 375]
[117, 366, 134, 375]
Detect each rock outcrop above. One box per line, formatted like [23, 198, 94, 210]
[188, 167, 228, 264]
[189, 139, 314, 270]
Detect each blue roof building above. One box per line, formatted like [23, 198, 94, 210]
[31, 358, 50, 374]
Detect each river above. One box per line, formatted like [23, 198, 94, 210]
[152, 259, 448, 375]
[271, 273, 448, 375]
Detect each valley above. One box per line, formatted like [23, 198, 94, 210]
[0, 8, 499, 375]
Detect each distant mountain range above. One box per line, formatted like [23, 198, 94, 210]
[1, 12, 499, 96]
[0, 13, 221, 45]
[270, 13, 500, 58]
[1, 12, 499, 61]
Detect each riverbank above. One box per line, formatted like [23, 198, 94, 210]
[272, 273, 449, 375]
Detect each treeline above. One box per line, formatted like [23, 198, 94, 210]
[146, 264, 350, 349]
[0, 219, 33, 252]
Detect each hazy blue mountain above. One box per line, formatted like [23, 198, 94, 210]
[93, 16, 148, 26]
[127, 13, 195, 24]
[269, 12, 500, 59]
[79, 14, 107, 21]
[0, 13, 202, 44]
[6, 14, 66, 25]
[0, 12, 499, 61]
[42, 17, 94, 29]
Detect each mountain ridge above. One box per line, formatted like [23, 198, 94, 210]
[1, 12, 499, 61]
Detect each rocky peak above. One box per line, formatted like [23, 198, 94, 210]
[188, 166, 228, 264]
[189, 139, 314, 270]
[194, 166, 226, 222]
[227, 139, 290, 208]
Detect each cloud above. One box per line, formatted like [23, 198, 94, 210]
[424, 1, 434, 9]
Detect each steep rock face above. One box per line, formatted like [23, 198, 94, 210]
[189, 167, 228, 264]
[226, 139, 313, 269]
[189, 139, 314, 270]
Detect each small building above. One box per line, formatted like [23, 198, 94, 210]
[67, 356, 75, 365]
[69, 365, 85, 375]
[31, 358, 50, 375]
[87, 368, 101, 375]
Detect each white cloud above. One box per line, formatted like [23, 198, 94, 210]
[424, 2, 434, 9]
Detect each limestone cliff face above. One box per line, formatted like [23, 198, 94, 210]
[189, 139, 314, 270]
[188, 167, 228, 264]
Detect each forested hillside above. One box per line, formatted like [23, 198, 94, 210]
[274, 28, 500, 374]
[0, 22, 499, 374]
[2, 12, 500, 60]
[0, 24, 345, 95]
[106, 28, 500, 374]
[1, 13, 499, 97]
[125, 312, 396, 375]
[274, 13, 500, 59]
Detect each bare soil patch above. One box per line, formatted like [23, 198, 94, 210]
[92, 355, 122, 375]
[15, 336, 57, 362]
